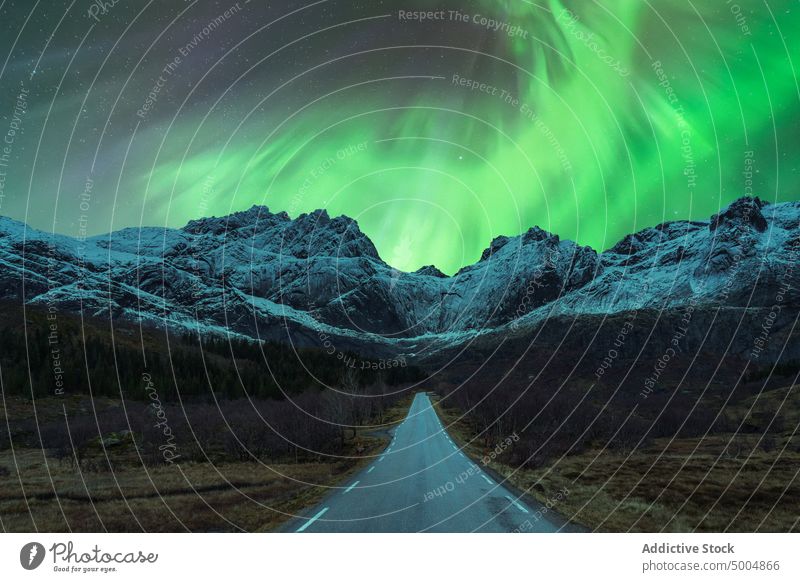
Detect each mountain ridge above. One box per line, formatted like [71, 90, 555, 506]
[1, 196, 798, 364]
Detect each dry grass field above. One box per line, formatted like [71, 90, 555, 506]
[434, 385, 800, 533]
[0, 394, 414, 532]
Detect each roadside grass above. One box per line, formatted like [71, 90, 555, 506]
[0, 394, 415, 532]
[0, 443, 381, 532]
[433, 389, 800, 533]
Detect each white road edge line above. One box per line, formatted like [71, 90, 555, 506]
[296, 507, 329, 532]
[481, 474, 494, 485]
[505, 495, 529, 514]
[344, 481, 360, 494]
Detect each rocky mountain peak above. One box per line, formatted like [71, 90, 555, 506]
[1, 195, 796, 356]
[480, 235, 513, 261]
[300, 208, 330, 225]
[283, 209, 380, 260]
[415, 265, 448, 278]
[710, 196, 768, 232]
[523, 225, 554, 243]
[182, 204, 284, 235]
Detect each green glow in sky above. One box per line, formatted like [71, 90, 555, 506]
[152, 1, 798, 274]
[8, 1, 798, 275]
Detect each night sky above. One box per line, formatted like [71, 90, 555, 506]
[0, 0, 798, 274]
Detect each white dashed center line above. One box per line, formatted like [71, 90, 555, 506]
[296, 507, 329, 532]
[505, 495, 529, 514]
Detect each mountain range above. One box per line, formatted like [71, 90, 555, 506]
[1, 196, 798, 368]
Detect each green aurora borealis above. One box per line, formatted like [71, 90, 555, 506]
[1, 0, 798, 274]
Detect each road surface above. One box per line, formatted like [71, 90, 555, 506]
[289, 392, 564, 532]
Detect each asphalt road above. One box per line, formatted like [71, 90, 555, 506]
[289, 392, 563, 532]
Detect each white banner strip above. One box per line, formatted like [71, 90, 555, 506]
[1, 533, 796, 581]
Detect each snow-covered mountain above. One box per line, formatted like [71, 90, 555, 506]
[1, 197, 797, 362]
